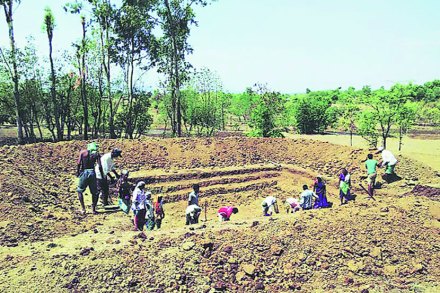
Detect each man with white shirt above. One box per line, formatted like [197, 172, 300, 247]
[96, 148, 122, 206]
[262, 195, 279, 216]
[376, 147, 398, 183]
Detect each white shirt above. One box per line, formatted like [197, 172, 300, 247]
[95, 152, 115, 179]
[382, 150, 397, 165]
[186, 204, 202, 216]
[263, 196, 277, 207]
[188, 191, 199, 205]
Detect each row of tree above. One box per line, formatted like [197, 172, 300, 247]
[0, 0, 210, 143]
[1, 1, 439, 148]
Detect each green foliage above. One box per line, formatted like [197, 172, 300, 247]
[114, 92, 152, 138]
[357, 111, 378, 148]
[246, 84, 285, 138]
[292, 92, 336, 134]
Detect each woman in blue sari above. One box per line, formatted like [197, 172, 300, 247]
[313, 176, 329, 208]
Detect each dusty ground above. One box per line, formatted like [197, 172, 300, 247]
[0, 137, 439, 292]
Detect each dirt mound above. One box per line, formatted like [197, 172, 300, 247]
[0, 137, 439, 292]
[404, 184, 440, 200]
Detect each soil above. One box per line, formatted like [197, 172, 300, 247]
[0, 137, 439, 292]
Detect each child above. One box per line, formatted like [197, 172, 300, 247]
[154, 195, 165, 229]
[145, 192, 155, 231]
[117, 170, 132, 214]
[339, 168, 351, 205]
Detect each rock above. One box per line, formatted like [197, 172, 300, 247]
[271, 244, 284, 256]
[347, 260, 364, 272]
[223, 246, 233, 254]
[242, 263, 256, 276]
[380, 207, 389, 213]
[370, 247, 382, 258]
[250, 221, 259, 228]
[228, 258, 238, 264]
[182, 241, 195, 251]
[213, 281, 226, 291]
[255, 282, 265, 290]
[79, 247, 94, 256]
[235, 271, 246, 282]
[383, 265, 398, 276]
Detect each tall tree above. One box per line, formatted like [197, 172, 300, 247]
[112, 0, 157, 138]
[43, 7, 63, 140]
[1, 0, 24, 143]
[157, 0, 208, 137]
[65, 1, 90, 139]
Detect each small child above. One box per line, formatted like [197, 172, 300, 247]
[117, 170, 132, 214]
[154, 195, 165, 229]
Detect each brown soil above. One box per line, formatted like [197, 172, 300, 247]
[0, 137, 439, 292]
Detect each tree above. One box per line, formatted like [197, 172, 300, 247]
[357, 110, 379, 148]
[180, 67, 224, 136]
[112, 0, 157, 139]
[247, 83, 286, 138]
[367, 85, 410, 148]
[157, 0, 209, 137]
[43, 7, 63, 141]
[293, 92, 336, 134]
[338, 87, 360, 146]
[65, 1, 90, 139]
[396, 102, 417, 151]
[1, 0, 24, 143]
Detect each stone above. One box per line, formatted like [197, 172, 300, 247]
[242, 263, 256, 276]
[228, 257, 238, 264]
[235, 271, 246, 282]
[370, 247, 382, 258]
[255, 282, 265, 290]
[182, 241, 195, 251]
[384, 265, 398, 276]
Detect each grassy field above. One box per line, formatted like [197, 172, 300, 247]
[286, 133, 440, 172]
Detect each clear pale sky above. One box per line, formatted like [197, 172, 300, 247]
[1, 0, 439, 93]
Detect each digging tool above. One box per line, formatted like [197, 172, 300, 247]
[358, 183, 376, 200]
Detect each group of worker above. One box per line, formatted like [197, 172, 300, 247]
[262, 147, 398, 215]
[76, 142, 398, 228]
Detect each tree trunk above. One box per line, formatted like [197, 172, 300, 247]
[47, 27, 62, 141]
[80, 17, 88, 140]
[3, 2, 24, 144]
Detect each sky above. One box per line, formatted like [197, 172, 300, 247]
[1, 0, 440, 93]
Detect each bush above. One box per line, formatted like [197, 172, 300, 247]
[293, 93, 336, 134]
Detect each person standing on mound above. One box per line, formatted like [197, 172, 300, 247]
[76, 142, 100, 215]
[131, 181, 147, 231]
[339, 168, 352, 205]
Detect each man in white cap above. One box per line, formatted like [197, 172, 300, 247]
[376, 146, 398, 183]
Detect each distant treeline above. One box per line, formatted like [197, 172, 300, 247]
[1, 1, 439, 149]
